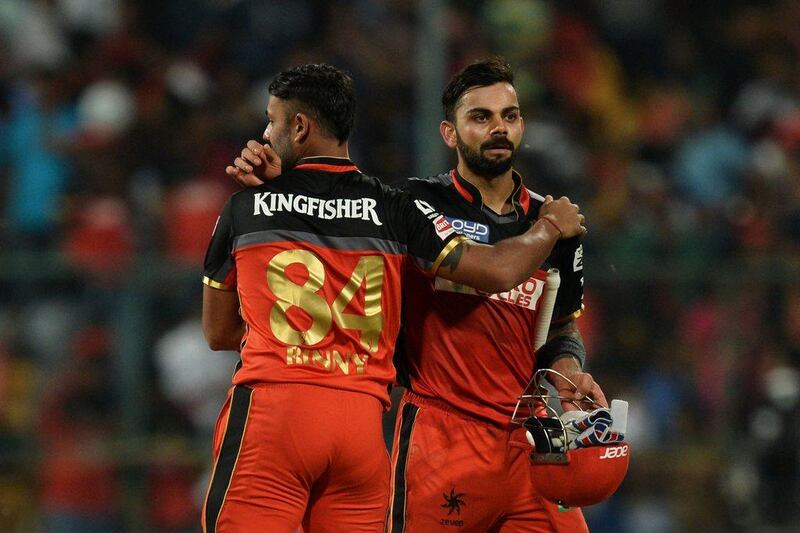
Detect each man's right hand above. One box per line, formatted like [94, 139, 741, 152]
[538, 195, 586, 238]
[226, 140, 282, 187]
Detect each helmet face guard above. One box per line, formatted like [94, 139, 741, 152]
[512, 368, 630, 507]
[523, 414, 570, 463]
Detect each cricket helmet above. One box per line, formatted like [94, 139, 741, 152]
[512, 368, 630, 507]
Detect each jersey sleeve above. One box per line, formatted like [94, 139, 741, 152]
[551, 236, 584, 323]
[384, 187, 468, 275]
[202, 197, 237, 291]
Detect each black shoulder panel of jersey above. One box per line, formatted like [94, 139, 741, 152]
[210, 166, 463, 275]
[225, 168, 402, 240]
[403, 174, 450, 200]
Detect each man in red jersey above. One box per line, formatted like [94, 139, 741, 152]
[386, 58, 604, 532]
[202, 63, 585, 532]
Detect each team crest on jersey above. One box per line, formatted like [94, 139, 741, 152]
[445, 217, 490, 243]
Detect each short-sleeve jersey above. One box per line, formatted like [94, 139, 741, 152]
[203, 158, 466, 408]
[395, 169, 584, 427]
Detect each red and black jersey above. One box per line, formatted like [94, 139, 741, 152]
[203, 157, 467, 408]
[396, 169, 584, 427]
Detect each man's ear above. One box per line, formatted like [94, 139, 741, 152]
[440, 120, 458, 149]
[294, 112, 311, 144]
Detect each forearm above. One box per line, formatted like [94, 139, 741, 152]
[541, 322, 608, 408]
[202, 285, 246, 351]
[490, 218, 561, 289]
[438, 218, 560, 292]
[536, 320, 586, 370]
[205, 320, 246, 351]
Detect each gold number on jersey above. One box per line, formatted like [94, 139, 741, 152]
[332, 256, 384, 352]
[268, 250, 331, 346]
[267, 250, 384, 351]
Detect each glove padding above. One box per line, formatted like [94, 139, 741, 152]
[561, 408, 625, 449]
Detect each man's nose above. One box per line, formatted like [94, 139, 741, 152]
[489, 116, 507, 135]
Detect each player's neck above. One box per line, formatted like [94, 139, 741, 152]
[456, 163, 515, 214]
[297, 137, 350, 162]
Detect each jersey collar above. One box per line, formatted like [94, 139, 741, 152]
[294, 156, 360, 173]
[450, 168, 532, 217]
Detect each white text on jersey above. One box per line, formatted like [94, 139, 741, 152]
[254, 192, 383, 226]
[434, 275, 545, 311]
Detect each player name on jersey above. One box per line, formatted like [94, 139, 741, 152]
[285, 346, 370, 375]
[434, 275, 545, 311]
[253, 192, 383, 225]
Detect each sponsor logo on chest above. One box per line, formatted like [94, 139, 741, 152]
[445, 217, 490, 243]
[434, 275, 545, 311]
[253, 192, 383, 225]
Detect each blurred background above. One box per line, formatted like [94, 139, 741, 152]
[1, 0, 800, 531]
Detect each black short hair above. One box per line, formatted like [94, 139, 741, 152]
[441, 57, 515, 122]
[268, 63, 355, 143]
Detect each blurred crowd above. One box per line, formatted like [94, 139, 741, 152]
[2, 0, 800, 531]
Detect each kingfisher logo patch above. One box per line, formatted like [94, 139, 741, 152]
[445, 217, 490, 243]
[253, 192, 383, 225]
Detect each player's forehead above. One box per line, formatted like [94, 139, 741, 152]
[457, 82, 519, 115]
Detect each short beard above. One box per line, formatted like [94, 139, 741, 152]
[456, 133, 516, 178]
[268, 137, 297, 170]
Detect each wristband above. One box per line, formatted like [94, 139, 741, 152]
[535, 334, 586, 370]
[540, 216, 563, 238]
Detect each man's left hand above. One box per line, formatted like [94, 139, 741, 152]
[547, 357, 608, 412]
